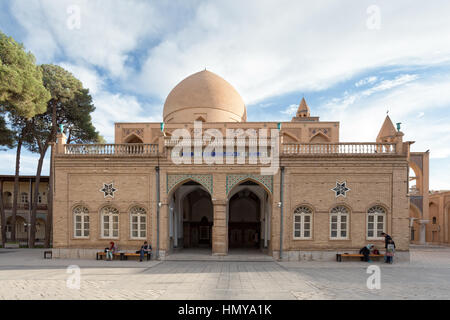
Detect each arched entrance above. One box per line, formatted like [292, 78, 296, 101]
[168, 181, 213, 252]
[227, 180, 271, 252]
[6, 216, 28, 241]
[36, 218, 46, 242]
[409, 204, 421, 243]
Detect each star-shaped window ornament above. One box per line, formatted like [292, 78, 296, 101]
[331, 181, 350, 198]
[100, 182, 117, 198]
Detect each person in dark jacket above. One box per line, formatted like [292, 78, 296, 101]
[381, 232, 393, 249]
[137, 241, 152, 262]
[385, 239, 396, 264]
[359, 244, 374, 262]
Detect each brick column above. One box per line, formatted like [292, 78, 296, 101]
[212, 199, 228, 255]
[56, 132, 67, 154]
[159, 197, 169, 258]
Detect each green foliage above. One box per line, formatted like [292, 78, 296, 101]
[61, 88, 100, 144]
[0, 31, 50, 118]
[0, 115, 14, 149]
[40, 64, 82, 103]
[24, 64, 100, 154]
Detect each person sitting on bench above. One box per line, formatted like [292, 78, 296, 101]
[105, 241, 117, 261]
[359, 244, 374, 262]
[372, 246, 380, 255]
[137, 241, 152, 262]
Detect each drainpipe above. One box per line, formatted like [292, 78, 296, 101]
[279, 166, 285, 260]
[155, 165, 160, 260]
[28, 178, 32, 247]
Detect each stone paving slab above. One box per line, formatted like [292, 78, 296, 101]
[0, 247, 449, 299]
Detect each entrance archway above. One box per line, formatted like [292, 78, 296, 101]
[409, 204, 421, 243]
[168, 181, 213, 252]
[6, 216, 28, 241]
[227, 180, 271, 252]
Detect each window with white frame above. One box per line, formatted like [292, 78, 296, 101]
[130, 206, 147, 239]
[73, 206, 89, 238]
[21, 192, 28, 204]
[101, 206, 119, 238]
[293, 206, 313, 239]
[330, 206, 349, 239]
[367, 205, 386, 239]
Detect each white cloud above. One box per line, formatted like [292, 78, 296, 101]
[92, 93, 161, 142]
[355, 76, 378, 87]
[320, 76, 450, 163]
[362, 74, 419, 97]
[58, 63, 104, 95]
[10, 0, 165, 77]
[325, 74, 419, 111]
[128, 1, 450, 103]
[7, 1, 450, 105]
[281, 104, 298, 116]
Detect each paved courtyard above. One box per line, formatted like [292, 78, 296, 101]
[0, 246, 449, 300]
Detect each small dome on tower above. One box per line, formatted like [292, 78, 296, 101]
[296, 97, 310, 118]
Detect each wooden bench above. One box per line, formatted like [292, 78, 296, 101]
[123, 252, 152, 261]
[96, 251, 122, 260]
[96, 251, 152, 261]
[336, 253, 384, 262]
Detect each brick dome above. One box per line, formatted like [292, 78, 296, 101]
[163, 70, 247, 123]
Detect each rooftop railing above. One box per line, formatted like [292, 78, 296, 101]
[62, 142, 397, 156]
[282, 143, 397, 154]
[64, 143, 159, 156]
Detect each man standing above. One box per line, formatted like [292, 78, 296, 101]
[380, 232, 393, 249]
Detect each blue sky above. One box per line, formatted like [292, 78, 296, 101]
[1, 0, 449, 189]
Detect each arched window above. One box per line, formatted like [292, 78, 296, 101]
[293, 206, 313, 239]
[130, 206, 147, 239]
[73, 206, 89, 238]
[330, 206, 349, 239]
[21, 192, 28, 204]
[432, 217, 437, 224]
[367, 205, 386, 239]
[101, 206, 119, 238]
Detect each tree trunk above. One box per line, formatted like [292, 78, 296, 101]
[43, 99, 57, 248]
[45, 144, 54, 248]
[0, 179, 6, 247]
[11, 139, 22, 242]
[29, 150, 46, 248]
